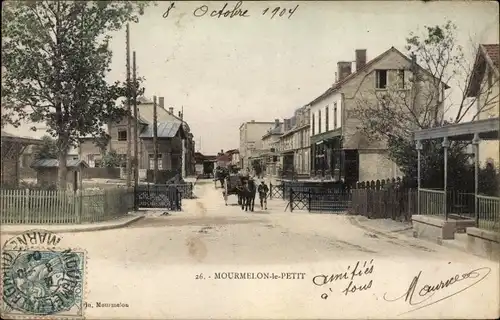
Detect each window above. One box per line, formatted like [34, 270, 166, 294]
[375, 70, 388, 89]
[149, 154, 163, 170]
[312, 113, 315, 135]
[333, 103, 338, 129]
[117, 129, 127, 141]
[318, 110, 322, 133]
[325, 106, 329, 131]
[398, 69, 405, 89]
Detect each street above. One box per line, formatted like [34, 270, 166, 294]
[25, 180, 498, 319]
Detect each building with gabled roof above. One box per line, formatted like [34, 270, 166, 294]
[308, 47, 449, 184]
[466, 43, 499, 167]
[78, 96, 195, 177]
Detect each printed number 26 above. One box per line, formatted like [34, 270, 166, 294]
[195, 273, 204, 280]
[263, 5, 299, 19]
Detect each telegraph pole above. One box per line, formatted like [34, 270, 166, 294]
[153, 95, 159, 184]
[125, 23, 132, 187]
[132, 51, 139, 190]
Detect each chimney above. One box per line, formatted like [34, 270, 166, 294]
[355, 49, 367, 72]
[337, 61, 352, 81]
[284, 119, 290, 131]
[275, 119, 280, 127]
[169, 107, 174, 114]
[411, 53, 417, 73]
[159, 97, 165, 109]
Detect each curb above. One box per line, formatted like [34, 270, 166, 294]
[1, 215, 145, 235]
[348, 215, 413, 234]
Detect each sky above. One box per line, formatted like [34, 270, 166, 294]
[106, 1, 499, 155]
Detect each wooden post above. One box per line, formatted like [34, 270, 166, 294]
[24, 189, 29, 222]
[153, 95, 159, 184]
[132, 51, 139, 199]
[125, 24, 132, 187]
[75, 189, 82, 224]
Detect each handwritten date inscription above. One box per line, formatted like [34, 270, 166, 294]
[163, 2, 299, 20]
[262, 5, 299, 20]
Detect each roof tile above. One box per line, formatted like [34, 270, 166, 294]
[482, 44, 499, 69]
[139, 121, 182, 138]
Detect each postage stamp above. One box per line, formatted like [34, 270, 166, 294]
[1, 230, 87, 320]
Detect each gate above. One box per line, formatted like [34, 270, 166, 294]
[135, 184, 182, 211]
[289, 189, 309, 211]
[269, 183, 284, 199]
[288, 189, 352, 213]
[308, 190, 352, 212]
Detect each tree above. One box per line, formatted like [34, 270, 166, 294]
[2, 1, 152, 188]
[353, 21, 499, 185]
[94, 133, 111, 156]
[33, 135, 58, 160]
[101, 150, 123, 168]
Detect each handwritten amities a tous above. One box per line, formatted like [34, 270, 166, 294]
[313, 259, 374, 299]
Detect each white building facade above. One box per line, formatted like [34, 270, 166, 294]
[239, 120, 276, 170]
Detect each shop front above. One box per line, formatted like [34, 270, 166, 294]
[310, 128, 343, 180]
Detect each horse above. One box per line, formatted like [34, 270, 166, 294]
[239, 179, 256, 212]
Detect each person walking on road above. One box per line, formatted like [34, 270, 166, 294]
[257, 181, 269, 210]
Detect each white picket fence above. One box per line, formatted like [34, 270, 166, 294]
[0, 188, 135, 224]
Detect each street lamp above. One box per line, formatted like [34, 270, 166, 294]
[472, 133, 481, 226]
[442, 137, 450, 220]
[416, 140, 423, 216]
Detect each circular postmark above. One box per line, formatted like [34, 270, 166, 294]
[2, 248, 83, 315]
[2, 229, 63, 251]
[2, 248, 84, 316]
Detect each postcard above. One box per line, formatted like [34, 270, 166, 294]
[1, 1, 499, 319]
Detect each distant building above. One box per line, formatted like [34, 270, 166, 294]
[259, 119, 283, 177]
[278, 106, 311, 176]
[239, 120, 276, 170]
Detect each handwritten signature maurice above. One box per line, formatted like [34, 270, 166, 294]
[383, 267, 491, 315]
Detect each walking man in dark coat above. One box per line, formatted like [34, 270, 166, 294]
[257, 181, 269, 210]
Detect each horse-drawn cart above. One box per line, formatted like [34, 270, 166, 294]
[223, 174, 249, 206]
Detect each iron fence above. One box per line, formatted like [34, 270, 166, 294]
[269, 183, 284, 199]
[309, 190, 352, 213]
[135, 184, 182, 210]
[287, 189, 352, 213]
[288, 189, 309, 211]
[477, 195, 500, 232]
[419, 188, 446, 216]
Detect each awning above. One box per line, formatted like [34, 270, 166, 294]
[310, 128, 342, 144]
[413, 117, 499, 141]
